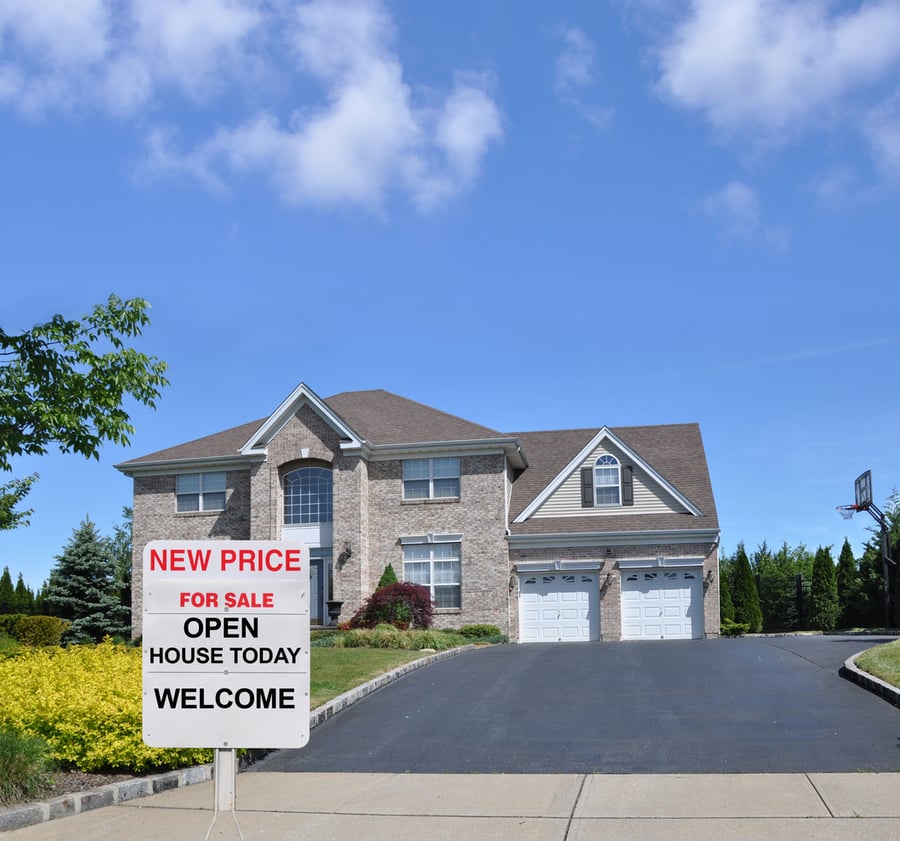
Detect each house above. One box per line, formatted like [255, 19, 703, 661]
[117, 383, 720, 642]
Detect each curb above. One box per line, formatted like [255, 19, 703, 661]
[841, 650, 900, 708]
[0, 644, 477, 833]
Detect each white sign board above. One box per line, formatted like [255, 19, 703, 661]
[142, 540, 310, 749]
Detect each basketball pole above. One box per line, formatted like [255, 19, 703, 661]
[842, 501, 895, 628]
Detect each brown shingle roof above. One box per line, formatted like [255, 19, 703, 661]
[324, 389, 506, 445]
[119, 417, 267, 466]
[506, 423, 718, 534]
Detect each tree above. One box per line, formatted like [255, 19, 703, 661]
[375, 563, 399, 591]
[731, 542, 763, 632]
[0, 566, 14, 613]
[13, 573, 34, 614]
[43, 517, 130, 643]
[809, 546, 840, 631]
[835, 538, 860, 628]
[719, 564, 734, 622]
[109, 506, 133, 610]
[0, 296, 168, 529]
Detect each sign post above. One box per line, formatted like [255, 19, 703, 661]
[142, 540, 310, 828]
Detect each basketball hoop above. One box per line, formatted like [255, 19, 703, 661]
[836, 504, 859, 520]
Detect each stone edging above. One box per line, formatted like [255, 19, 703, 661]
[0, 644, 476, 833]
[841, 650, 900, 708]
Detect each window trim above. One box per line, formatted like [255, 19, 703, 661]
[283, 465, 333, 525]
[175, 471, 227, 513]
[402, 457, 461, 501]
[593, 454, 621, 506]
[401, 537, 462, 610]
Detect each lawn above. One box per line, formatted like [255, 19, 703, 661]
[310, 647, 428, 709]
[855, 639, 900, 689]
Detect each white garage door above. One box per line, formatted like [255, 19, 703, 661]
[519, 573, 599, 643]
[621, 569, 702, 640]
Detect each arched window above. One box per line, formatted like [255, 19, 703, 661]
[284, 467, 333, 525]
[594, 454, 620, 505]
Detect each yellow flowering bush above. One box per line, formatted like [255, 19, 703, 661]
[0, 640, 212, 773]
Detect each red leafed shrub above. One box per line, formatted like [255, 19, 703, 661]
[348, 583, 434, 630]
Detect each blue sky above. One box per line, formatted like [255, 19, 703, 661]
[2, 0, 899, 590]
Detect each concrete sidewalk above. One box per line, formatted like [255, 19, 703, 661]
[2, 772, 899, 840]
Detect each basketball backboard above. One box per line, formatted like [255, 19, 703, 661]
[854, 470, 872, 509]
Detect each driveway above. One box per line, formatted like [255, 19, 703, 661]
[253, 635, 900, 774]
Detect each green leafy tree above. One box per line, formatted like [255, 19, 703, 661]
[731, 542, 763, 633]
[809, 546, 840, 631]
[835, 537, 860, 628]
[719, 562, 734, 622]
[0, 296, 168, 529]
[0, 567, 14, 614]
[44, 517, 130, 643]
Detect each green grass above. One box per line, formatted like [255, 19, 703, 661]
[0, 632, 21, 658]
[855, 639, 900, 689]
[310, 648, 429, 709]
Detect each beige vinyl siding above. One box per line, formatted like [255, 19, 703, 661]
[531, 442, 689, 519]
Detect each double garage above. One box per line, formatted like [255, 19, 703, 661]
[518, 561, 704, 642]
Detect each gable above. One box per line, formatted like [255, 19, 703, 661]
[531, 438, 692, 519]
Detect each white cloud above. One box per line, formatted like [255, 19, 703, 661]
[865, 90, 900, 181]
[138, 0, 502, 212]
[657, 0, 900, 140]
[554, 26, 613, 130]
[1, 0, 502, 212]
[703, 179, 789, 249]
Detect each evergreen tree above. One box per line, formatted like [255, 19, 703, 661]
[13, 573, 34, 614]
[835, 538, 860, 628]
[44, 517, 130, 643]
[809, 546, 840, 631]
[109, 507, 133, 611]
[0, 566, 14, 613]
[376, 563, 399, 590]
[731, 543, 763, 632]
[719, 563, 734, 622]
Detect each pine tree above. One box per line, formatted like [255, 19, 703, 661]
[731, 543, 763, 633]
[13, 573, 33, 614]
[109, 507, 133, 611]
[809, 546, 840, 631]
[719, 564, 734, 622]
[0, 566, 15, 613]
[44, 517, 130, 643]
[376, 563, 399, 590]
[835, 538, 859, 628]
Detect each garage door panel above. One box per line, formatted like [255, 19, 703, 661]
[519, 573, 599, 643]
[621, 568, 702, 640]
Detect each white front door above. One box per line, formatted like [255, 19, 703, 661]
[519, 573, 599, 642]
[621, 569, 702, 640]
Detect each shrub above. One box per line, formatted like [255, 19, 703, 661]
[720, 618, 751, 637]
[458, 624, 502, 639]
[349, 582, 433, 630]
[0, 729, 55, 805]
[0, 640, 211, 773]
[375, 564, 399, 590]
[17, 616, 70, 647]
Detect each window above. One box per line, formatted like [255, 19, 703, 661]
[403, 542, 461, 608]
[402, 457, 460, 500]
[176, 472, 226, 512]
[593, 454, 620, 505]
[284, 467, 333, 525]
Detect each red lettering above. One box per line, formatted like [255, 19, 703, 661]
[149, 548, 211, 573]
[224, 592, 275, 608]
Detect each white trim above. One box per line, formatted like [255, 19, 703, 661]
[240, 382, 363, 455]
[366, 439, 527, 468]
[399, 533, 464, 545]
[617, 557, 705, 569]
[115, 455, 261, 477]
[507, 528, 720, 549]
[513, 427, 703, 523]
[515, 560, 604, 574]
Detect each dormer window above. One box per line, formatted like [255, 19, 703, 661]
[580, 456, 634, 508]
[594, 454, 620, 505]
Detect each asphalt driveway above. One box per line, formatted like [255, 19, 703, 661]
[253, 635, 900, 774]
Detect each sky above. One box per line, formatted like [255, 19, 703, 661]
[2, 0, 899, 591]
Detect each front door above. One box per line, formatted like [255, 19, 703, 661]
[310, 559, 324, 626]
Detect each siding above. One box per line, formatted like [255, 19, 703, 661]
[531, 441, 689, 519]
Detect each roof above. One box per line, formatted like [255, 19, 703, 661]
[506, 423, 718, 535]
[116, 389, 718, 537]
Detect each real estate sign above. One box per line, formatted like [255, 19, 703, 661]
[142, 540, 310, 749]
